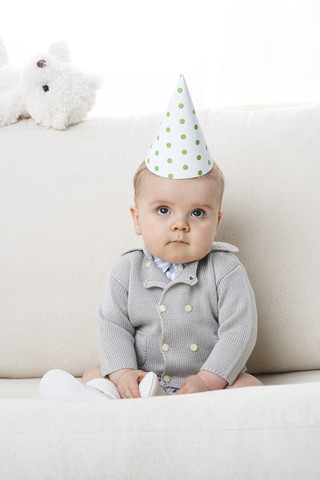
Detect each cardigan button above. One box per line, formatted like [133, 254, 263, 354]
[185, 304, 192, 312]
[159, 304, 166, 313]
[190, 344, 199, 352]
[161, 343, 170, 352]
[163, 375, 171, 383]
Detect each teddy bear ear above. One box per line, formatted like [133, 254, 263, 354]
[0, 36, 8, 66]
[88, 74, 103, 90]
[48, 40, 71, 63]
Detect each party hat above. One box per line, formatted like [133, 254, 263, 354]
[145, 75, 213, 179]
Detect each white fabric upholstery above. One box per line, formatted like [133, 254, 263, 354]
[1, 105, 320, 478]
[1, 383, 320, 479]
[1, 106, 320, 378]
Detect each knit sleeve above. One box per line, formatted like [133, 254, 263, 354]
[98, 272, 138, 377]
[200, 264, 257, 385]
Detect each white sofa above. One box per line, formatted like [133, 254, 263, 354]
[1, 104, 320, 479]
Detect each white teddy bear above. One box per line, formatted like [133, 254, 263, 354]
[0, 38, 101, 130]
[23, 40, 101, 130]
[0, 37, 27, 127]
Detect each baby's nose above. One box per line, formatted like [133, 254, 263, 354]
[171, 217, 190, 231]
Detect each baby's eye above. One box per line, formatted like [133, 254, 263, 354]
[191, 209, 204, 218]
[157, 207, 170, 215]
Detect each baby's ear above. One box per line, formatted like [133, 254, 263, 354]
[130, 206, 142, 236]
[214, 211, 223, 239]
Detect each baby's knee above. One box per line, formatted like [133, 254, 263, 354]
[240, 373, 263, 387]
[227, 373, 263, 389]
[82, 365, 102, 383]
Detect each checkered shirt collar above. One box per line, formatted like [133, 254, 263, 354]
[153, 256, 187, 282]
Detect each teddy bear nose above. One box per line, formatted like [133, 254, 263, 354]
[37, 59, 47, 68]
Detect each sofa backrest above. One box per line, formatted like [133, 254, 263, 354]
[1, 105, 320, 378]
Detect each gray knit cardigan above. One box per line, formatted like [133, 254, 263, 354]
[99, 242, 257, 388]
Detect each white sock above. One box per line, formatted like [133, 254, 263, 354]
[86, 377, 121, 400]
[39, 369, 114, 401]
[139, 372, 168, 397]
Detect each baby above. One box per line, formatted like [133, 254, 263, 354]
[81, 158, 262, 399]
[39, 76, 262, 401]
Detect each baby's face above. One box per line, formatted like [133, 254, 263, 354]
[131, 172, 222, 264]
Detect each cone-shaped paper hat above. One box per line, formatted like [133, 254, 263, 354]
[145, 75, 213, 179]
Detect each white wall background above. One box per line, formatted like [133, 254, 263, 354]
[2, 0, 320, 116]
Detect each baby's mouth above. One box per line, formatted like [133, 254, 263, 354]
[168, 239, 188, 244]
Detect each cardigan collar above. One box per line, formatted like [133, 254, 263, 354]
[122, 242, 239, 289]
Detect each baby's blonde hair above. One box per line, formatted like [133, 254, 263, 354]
[133, 160, 225, 209]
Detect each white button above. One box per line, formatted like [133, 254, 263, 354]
[185, 304, 193, 312]
[163, 375, 171, 383]
[161, 344, 170, 352]
[159, 304, 166, 313]
[174, 265, 182, 272]
[191, 344, 199, 352]
[146, 261, 152, 269]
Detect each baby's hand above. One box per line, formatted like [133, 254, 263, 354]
[109, 368, 148, 399]
[175, 375, 209, 395]
[176, 371, 227, 395]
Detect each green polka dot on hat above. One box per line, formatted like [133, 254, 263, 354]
[145, 75, 213, 179]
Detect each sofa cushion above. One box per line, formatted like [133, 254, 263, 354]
[0, 104, 319, 377]
[1, 383, 320, 479]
